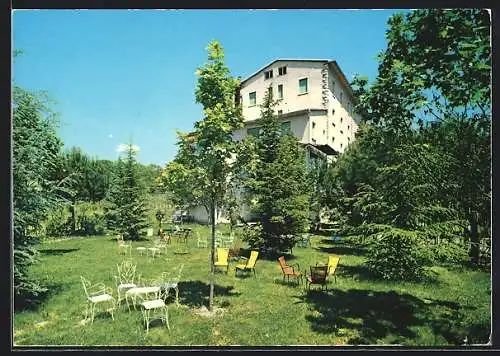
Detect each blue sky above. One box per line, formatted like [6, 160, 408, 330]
[13, 9, 402, 166]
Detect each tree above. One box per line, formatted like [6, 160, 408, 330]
[351, 9, 490, 266]
[105, 144, 148, 240]
[13, 85, 65, 308]
[159, 41, 242, 311]
[241, 89, 311, 254]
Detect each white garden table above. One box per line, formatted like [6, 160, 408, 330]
[125, 286, 161, 311]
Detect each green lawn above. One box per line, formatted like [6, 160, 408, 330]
[13, 225, 491, 346]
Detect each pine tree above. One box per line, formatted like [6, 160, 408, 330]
[243, 88, 311, 254]
[106, 144, 148, 240]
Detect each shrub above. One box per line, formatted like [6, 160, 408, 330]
[76, 201, 108, 236]
[44, 206, 73, 237]
[365, 228, 427, 281]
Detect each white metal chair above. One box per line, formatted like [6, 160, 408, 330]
[80, 276, 115, 323]
[197, 231, 208, 248]
[116, 234, 132, 256]
[141, 299, 170, 333]
[114, 260, 138, 305]
[160, 264, 184, 307]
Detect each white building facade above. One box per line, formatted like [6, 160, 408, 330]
[233, 59, 362, 159]
[189, 59, 362, 224]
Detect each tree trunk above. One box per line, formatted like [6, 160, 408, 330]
[209, 199, 216, 311]
[469, 212, 480, 265]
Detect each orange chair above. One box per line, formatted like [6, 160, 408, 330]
[278, 256, 302, 285]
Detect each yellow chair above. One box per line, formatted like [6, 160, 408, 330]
[214, 248, 229, 274]
[235, 250, 259, 277]
[327, 255, 340, 283]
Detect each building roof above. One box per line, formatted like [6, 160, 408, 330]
[242, 108, 328, 125]
[239, 58, 357, 102]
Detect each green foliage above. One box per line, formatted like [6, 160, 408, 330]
[338, 9, 491, 270]
[13, 85, 64, 307]
[366, 228, 427, 280]
[105, 144, 148, 240]
[240, 89, 311, 253]
[43, 206, 73, 237]
[159, 40, 243, 311]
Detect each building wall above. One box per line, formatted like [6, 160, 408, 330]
[326, 64, 360, 153]
[238, 60, 362, 154]
[232, 112, 310, 143]
[240, 60, 326, 121]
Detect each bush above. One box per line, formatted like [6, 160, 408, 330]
[427, 240, 469, 266]
[44, 206, 73, 237]
[76, 201, 108, 236]
[365, 228, 427, 281]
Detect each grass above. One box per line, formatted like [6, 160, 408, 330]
[13, 224, 491, 347]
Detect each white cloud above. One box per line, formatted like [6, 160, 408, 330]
[108, 134, 113, 139]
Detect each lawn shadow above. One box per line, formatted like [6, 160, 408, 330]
[38, 248, 80, 255]
[177, 280, 241, 308]
[315, 244, 368, 257]
[294, 288, 476, 345]
[14, 283, 66, 312]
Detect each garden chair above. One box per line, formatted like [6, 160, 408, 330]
[116, 234, 132, 256]
[214, 247, 229, 274]
[235, 250, 259, 277]
[215, 231, 224, 247]
[326, 255, 340, 283]
[222, 231, 235, 247]
[197, 231, 208, 248]
[141, 298, 170, 334]
[80, 276, 116, 323]
[114, 260, 138, 304]
[278, 256, 302, 285]
[137, 274, 172, 333]
[148, 238, 167, 259]
[159, 264, 184, 307]
[305, 265, 329, 291]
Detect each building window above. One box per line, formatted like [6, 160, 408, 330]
[299, 78, 308, 94]
[332, 109, 335, 116]
[277, 84, 283, 100]
[340, 130, 344, 134]
[348, 125, 350, 130]
[312, 121, 316, 129]
[332, 137, 335, 142]
[348, 137, 351, 142]
[332, 122, 336, 127]
[278, 109, 283, 115]
[249, 92, 256, 106]
[264, 70, 273, 80]
[267, 87, 273, 99]
[247, 127, 260, 137]
[340, 143, 343, 148]
[281, 121, 291, 135]
[340, 117, 343, 123]
[323, 130, 326, 135]
[278, 66, 287, 76]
